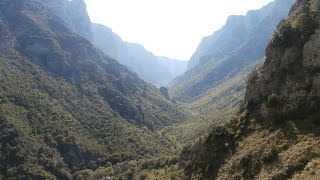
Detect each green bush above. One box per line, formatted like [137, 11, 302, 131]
[139, 172, 148, 180]
[273, 19, 296, 47]
[292, 12, 318, 37]
[261, 143, 278, 163]
[246, 69, 259, 85]
[267, 94, 280, 107]
[273, 10, 320, 47]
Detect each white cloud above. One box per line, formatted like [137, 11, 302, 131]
[84, 0, 274, 60]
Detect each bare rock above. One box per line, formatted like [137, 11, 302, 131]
[303, 32, 320, 68]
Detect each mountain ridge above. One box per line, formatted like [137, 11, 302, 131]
[170, 0, 295, 102]
[91, 23, 187, 86]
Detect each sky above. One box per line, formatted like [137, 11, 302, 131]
[84, 0, 274, 60]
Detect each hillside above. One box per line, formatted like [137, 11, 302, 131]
[160, 61, 262, 146]
[179, 0, 320, 179]
[188, 59, 263, 118]
[170, 0, 295, 102]
[0, 0, 192, 178]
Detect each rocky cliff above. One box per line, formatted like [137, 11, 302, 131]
[179, 0, 320, 179]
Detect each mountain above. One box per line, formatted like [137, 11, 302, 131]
[91, 23, 187, 86]
[179, 0, 320, 179]
[157, 56, 188, 79]
[40, 0, 187, 87]
[0, 0, 191, 178]
[170, 0, 295, 102]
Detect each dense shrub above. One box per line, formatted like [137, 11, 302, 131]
[261, 143, 278, 163]
[267, 94, 280, 107]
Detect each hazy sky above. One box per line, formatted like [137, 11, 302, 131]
[84, 0, 274, 60]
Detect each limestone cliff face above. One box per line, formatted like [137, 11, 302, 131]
[179, 0, 320, 179]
